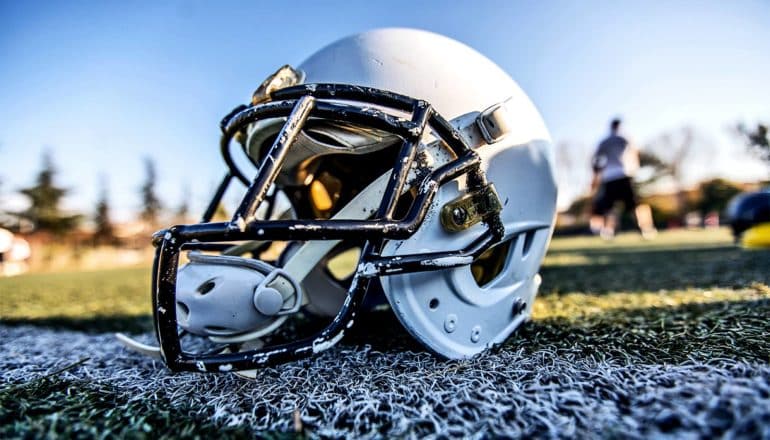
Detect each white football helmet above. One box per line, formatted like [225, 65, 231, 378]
[120, 28, 557, 373]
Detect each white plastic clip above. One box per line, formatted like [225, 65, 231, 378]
[254, 268, 303, 316]
[476, 99, 513, 144]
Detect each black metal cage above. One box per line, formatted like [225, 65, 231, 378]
[152, 84, 505, 372]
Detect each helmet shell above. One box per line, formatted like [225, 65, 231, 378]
[296, 29, 557, 358]
[742, 222, 770, 249]
[252, 28, 558, 358]
[726, 189, 770, 238]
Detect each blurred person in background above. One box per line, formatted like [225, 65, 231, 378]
[590, 118, 657, 240]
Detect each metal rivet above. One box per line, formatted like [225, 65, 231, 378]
[452, 207, 467, 225]
[444, 314, 458, 333]
[470, 325, 481, 343]
[254, 287, 283, 316]
[512, 299, 527, 315]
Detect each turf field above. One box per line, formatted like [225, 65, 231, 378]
[1, 228, 769, 438]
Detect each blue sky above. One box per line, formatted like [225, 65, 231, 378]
[1, 0, 768, 219]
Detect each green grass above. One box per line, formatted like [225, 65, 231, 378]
[527, 228, 770, 364]
[0, 373, 256, 440]
[3, 228, 766, 333]
[0, 267, 153, 333]
[2, 228, 769, 437]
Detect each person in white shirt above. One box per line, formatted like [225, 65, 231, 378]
[590, 118, 656, 239]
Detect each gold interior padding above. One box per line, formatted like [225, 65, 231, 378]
[310, 172, 343, 218]
[471, 238, 513, 287]
[326, 247, 361, 280]
[310, 180, 333, 211]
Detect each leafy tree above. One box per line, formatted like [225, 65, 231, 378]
[695, 178, 742, 215]
[736, 122, 769, 164]
[643, 127, 717, 217]
[139, 157, 162, 226]
[18, 151, 81, 235]
[645, 127, 694, 186]
[93, 176, 115, 245]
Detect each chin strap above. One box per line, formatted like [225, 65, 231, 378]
[117, 97, 514, 362]
[115, 333, 162, 359]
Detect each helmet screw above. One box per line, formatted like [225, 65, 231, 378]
[512, 299, 527, 315]
[452, 207, 468, 225]
[254, 287, 284, 316]
[470, 325, 482, 343]
[444, 314, 458, 333]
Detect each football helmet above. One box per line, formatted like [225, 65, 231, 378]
[120, 28, 557, 373]
[726, 188, 770, 248]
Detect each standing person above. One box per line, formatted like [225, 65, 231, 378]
[590, 118, 657, 239]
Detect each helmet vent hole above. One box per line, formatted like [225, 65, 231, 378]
[471, 238, 514, 288]
[198, 280, 216, 295]
[176, 301, 190, 320]
[522, 230, 536, 258]
[429, 298, 440, 310]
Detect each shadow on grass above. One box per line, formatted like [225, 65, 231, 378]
[542, 246, 770, 294]
[1, 315, 153, 334]
[342, 297, 770, 364]
[249, 294, 770, 364]
[4, 291, 768, 367]
[511, 297, 770, 364]
[0, 309, 424, 354]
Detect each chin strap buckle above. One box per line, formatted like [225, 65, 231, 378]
[440, 184, 503, 232]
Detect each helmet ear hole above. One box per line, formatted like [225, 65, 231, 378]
[176, 301, 190, 322]
[522, 230, 536, 257]
[471, 238, 514, 288]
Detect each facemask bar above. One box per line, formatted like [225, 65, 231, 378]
[152, 84, 505, 372]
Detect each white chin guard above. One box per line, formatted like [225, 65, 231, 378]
[175, 252, 303, 343]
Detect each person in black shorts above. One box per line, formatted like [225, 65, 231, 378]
[590, 118, 656, 239]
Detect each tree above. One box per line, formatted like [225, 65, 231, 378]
[93, 176, 115, 245]
[643, 127, 717, 218]
[176, 185, 191, 222]
[645, 127, 694, 186]
[637, 150, 670, 188]
[736, 122, 769, 164]
[18, 151, 81, 235]
[139, 157, 162, 226]
[695, 178, 742, 215]
[554, 141, 592, 211]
